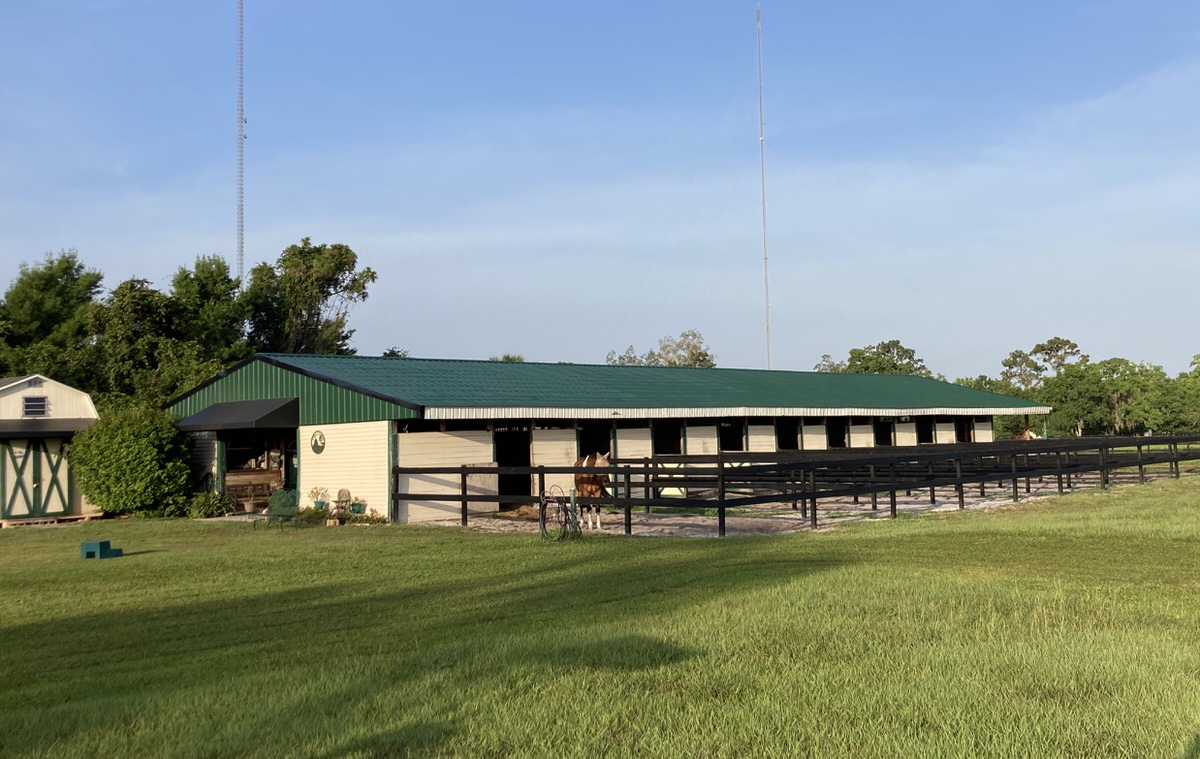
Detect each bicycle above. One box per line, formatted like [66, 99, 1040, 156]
[539, 485, 581, 540]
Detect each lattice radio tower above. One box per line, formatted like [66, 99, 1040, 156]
[236, 0, 246, 286]
[756, 4, 772, 369]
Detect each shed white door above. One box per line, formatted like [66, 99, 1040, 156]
[1, 438, 71, 520]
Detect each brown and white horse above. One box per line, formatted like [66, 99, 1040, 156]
[573, 452, 611, 530]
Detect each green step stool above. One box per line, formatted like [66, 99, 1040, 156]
[80, 540, 123, 559]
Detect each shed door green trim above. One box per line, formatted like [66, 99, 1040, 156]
[1, 438, 71, 519]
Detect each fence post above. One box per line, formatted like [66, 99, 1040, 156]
[717, 454, 726, 538]
[1056, 452, 1064, 495]
[808, 467, 818, 529]
[928, 461, 936, 505]
[979, 458, 986, 497]
[538, 468, 546, 499]
[1066, 451, 1073, 489]
[870, 464, 878, 511]
[1099, 447, 1108, 490]
[460, 466, 469, 526]
[643, 457, 652, 513]
[1011, 456, 1019, 502]
[1172, 441, 1181, 479]
[391, 466, 400, 523]
[1024, 454, 1031, 493]
[889, 464, 897, 519]
[1137, 444, 1145, 484]
[798, 467, 808, 519]
[624, 469, 632, 535]
[809, 469, 819, 527]
[955, 458, 964, 510]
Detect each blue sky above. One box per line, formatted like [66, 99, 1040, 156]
[3, 1, 1199, 377]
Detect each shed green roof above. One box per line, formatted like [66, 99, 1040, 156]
[171, 354, 1049, 421]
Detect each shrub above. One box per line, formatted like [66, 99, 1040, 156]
[269, 488, 297, 512]
[188, 491, 231, 519]
[68, 404, 191, 515]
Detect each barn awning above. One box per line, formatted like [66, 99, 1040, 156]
[0, 418, 96, 437]
[177, 397, 299, 432]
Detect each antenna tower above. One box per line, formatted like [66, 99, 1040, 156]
[756, 4, 772, 369]
[236, 0, 246, 286]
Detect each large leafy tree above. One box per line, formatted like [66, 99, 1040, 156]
[1000, 350, 1044, 391]
[169, 255, 250, 365]
[606, 329, 716, 368]
[1031, 336, 1086, 375]
[817, 340, 932, 377]
[0, 250, 103, 386]
[244, 237, 377, 354]
[89, 278, 223, 404]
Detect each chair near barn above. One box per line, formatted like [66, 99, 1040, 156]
[333, 489, 352, 514]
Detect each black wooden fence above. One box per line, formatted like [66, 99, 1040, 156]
[391, 434, 1200, 536]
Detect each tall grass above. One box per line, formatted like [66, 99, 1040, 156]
[2, 478, 1200, 758]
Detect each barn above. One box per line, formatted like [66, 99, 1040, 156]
[0, 374, 99, 525]
[169, 354, 1050, 523]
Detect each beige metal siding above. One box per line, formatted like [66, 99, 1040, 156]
[975, 420, 994, 443]
[934, 422, 956, 444]
[615, 428, 653, 460]
[396, 430, 497, 523]
[684, 426, 718, 456]
[747, 425, 776, 453]
[848, 425, 875, 448]
[800, 425, 827, 450]
[299, 421, 390, 519]
[894, 423, 918, 447]
[531, 428, 577, 495]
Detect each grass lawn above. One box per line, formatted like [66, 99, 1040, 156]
[3, 479, 1200, 758]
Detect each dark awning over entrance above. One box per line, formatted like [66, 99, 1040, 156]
[177, 397, 299, 432]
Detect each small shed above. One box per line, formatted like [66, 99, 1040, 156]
[0, 375, 99, 524]
[169, 354, 1051, 524]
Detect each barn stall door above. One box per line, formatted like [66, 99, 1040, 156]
[1, 438, 71, 519]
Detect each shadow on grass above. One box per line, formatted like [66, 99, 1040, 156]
[304, 722, 458, 759]
[1182, 734, 1200, 759]
[0, 535, 849, 756]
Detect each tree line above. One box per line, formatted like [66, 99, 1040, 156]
[816, 338, 1200, 438]
[0, 239, 376, 408]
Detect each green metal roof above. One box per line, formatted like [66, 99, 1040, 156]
[169, 354, 1049, 421]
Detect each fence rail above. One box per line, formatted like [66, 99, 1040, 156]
[391, 434, 1200, 536]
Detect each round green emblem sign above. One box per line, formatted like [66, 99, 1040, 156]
[310, 430, 326, 454]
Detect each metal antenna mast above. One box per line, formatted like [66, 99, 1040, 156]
[236, 0, 246, 287]
[756, 4, 772, 369]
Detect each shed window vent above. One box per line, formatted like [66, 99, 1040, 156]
[27, 378, 43, 388]
[23, 396, 48, 417]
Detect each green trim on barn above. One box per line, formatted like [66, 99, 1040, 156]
[169, 357, 420, 426]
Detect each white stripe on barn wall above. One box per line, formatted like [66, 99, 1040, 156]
[747, 425, 776, 453]
[975, 420, 994, 443]
[615, 427, 653, 460]
[894, 423, 918, 446]
[684, 426, 718, 456]
[848, 425, 875, 448]
[531, 428, 577, 495]
[934, 423, 957, 444]
[299, 421, 390, 519]
[396, 430, 496, 523]
[800, 425, 827, 450]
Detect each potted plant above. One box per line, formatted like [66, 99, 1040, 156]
[308, 486, 329, 510]
[350, 497, 365, 515]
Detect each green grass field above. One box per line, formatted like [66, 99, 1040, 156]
[3, 479, 1200, 758]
